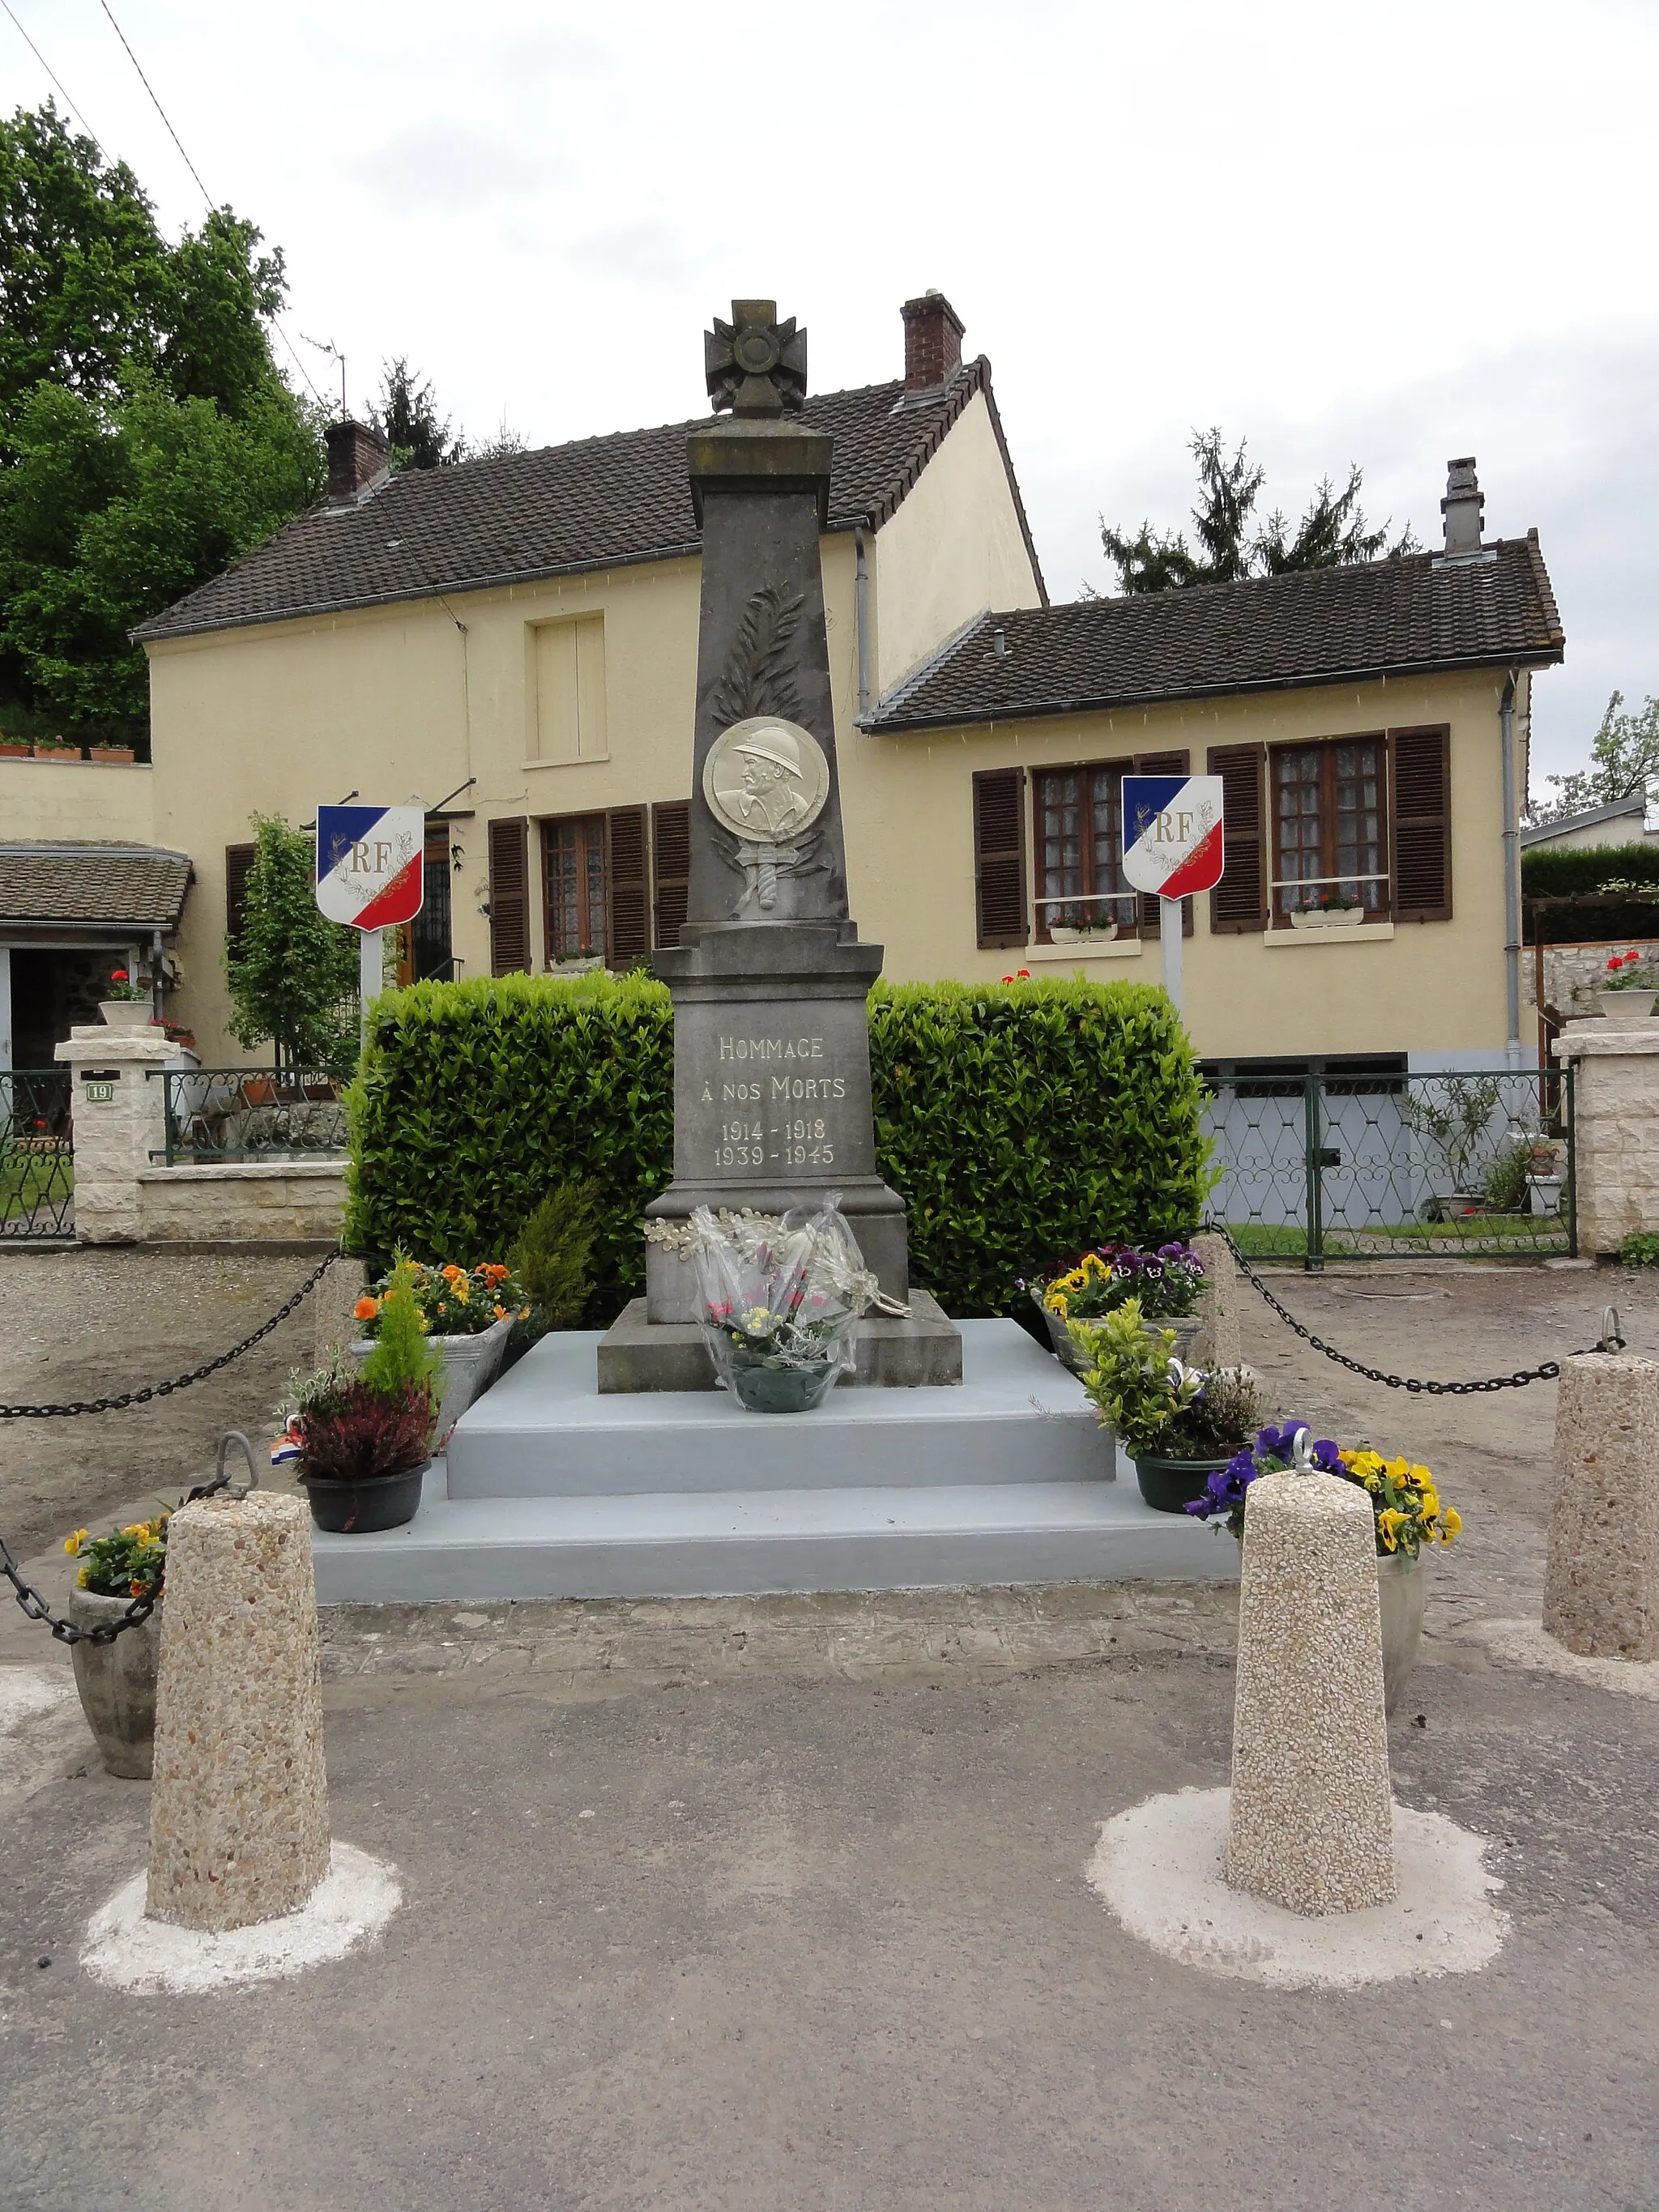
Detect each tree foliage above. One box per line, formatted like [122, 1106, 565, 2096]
[373, 356, 465, 470]
[227, 813, 360, 1072]
[1526, 691, 1659, 825]
[0, 103, 324, 735]
[1101, 428, 1418, 595]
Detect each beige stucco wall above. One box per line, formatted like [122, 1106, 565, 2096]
[0, 757, 156, 843]
[847, 667, 1518, 1065]
[870, 390, 1044, 693]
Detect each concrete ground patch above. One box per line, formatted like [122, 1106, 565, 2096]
[1467, 1616, 1659, 1699]
[82, 1841, 401, 1993]
[1087, 1784, 1508, 1988]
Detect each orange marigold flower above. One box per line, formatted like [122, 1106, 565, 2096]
[354, 1296, 379, 1321]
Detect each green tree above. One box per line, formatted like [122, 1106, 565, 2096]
[373, 356, 464, 470]
[0, 102, 323, 739]
[227, 814, 360, 1073]
[1101, 428, 1418, 595]
[1529, 692, 1659, 824]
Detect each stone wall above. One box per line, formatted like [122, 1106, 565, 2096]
[135, 1162, 347, 1243]
[1525, 939, 1659, 1018]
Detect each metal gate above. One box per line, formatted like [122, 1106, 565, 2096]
[1202, 1065, 1575, 1264]
[1, 1070, 75, 1240]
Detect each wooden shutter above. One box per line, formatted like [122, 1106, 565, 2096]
[1207, 743, 1268, 933]
[1389, 726, 1452, 922]
[224, 842, 256, 961]
[651, 799, 691, 950]
[1132, 749, 1193, 936]
[972, 766, 1027, 950]
[606, 805, 650, 967]
[488, 816, 530, 974]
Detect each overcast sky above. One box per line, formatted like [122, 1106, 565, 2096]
[8, 0, 1657, 790]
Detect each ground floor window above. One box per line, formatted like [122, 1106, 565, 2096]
[1033, 765, 1134, 940]
[1272, 739, 1387, 918]
[542, 815, 608, 961]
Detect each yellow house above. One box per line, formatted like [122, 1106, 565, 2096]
[126, 292, 1565, 1080]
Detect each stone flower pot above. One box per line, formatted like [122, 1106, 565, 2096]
[1040, 1304, 1201, 1377]
[350, 1311, 512, 1447]
[97, 1000, 152, 1028]
[1378, 1549, 1427, 1714]
[66, 1586, 162, 1778]
[1593, 988, 1658, 1025]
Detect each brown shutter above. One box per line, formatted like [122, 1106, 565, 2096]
[606, 805, 650, 967]
[488, 816, 530, 974]
[1389, 726, 1452, 921]
[1132, 750, 1193, 936]
[972, 766, 1028, 949]
[1206, 743, 1268, 933]
[651, 799, 691, 950]
[224, 842, 256, 961]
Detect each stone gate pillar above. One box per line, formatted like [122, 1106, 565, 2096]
[1553, 1021, 1659, 1254]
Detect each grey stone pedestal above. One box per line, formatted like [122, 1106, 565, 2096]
[599, 1288, 963, 1392]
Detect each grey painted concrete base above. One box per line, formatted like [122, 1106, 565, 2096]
[309, 1322, 1234, 1603]
[596, 1289, 963, 1392]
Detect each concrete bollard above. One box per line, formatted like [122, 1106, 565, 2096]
[1190, 1231, 1241, 1370]
[1543, 1353, 1659, 1660]
[146, 1489, 330, 1933]
[1227, 1462, 1396, 1916]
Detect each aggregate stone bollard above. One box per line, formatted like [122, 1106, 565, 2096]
[1227, 1453, 1396, 1916]
[146, 1482, 330, 1933]
[1543, 1353, 1659, 1660]
[1189, 1231, 1241, 1371]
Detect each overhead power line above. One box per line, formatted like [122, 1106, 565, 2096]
[96, 0, 212, 205]
[0, 0, 101, 141]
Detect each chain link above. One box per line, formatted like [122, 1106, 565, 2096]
[1216, 1228, 1625, 1392]
[0, 1251, 338, 1643]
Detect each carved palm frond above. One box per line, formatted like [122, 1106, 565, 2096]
[711, 586, 806, 727]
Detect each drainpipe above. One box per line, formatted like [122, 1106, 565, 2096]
[151, 928, 164, 1027]
[854, 527, 870, 720]
[1500, 670, 1522, 1068]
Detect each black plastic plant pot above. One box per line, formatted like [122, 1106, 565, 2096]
[1132, 1454, 1230, 1514]
[300, 1460, 429, 1534]
[727, 1357, 840, 1414]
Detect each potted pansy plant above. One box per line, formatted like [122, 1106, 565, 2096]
[61, 1512, 171, 1775]
[1071, 1297, 1266, 1511]
[1030, 1242, 1207, 1376]
[351, 1257, 527, 1445]
[1185, 1425, 1462, 1708]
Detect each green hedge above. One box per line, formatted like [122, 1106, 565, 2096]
[1522, 843, 1659, 944]
[346, 971, 1210, 1321]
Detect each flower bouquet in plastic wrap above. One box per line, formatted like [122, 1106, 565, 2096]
[690, 1191, 882, 1413]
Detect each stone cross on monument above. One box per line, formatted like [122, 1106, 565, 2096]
[599, 300, 960, 1391]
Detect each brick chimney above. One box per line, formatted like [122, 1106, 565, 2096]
[325, 418, 390, 503]
[1440, 456, 1485, 558]
[902, 292, 966, 392]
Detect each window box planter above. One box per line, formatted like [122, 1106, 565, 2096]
[87, 745, 134, 763]
[31, 742, 79, 761]
[349, 1311, 512, 1447]
[1041, 1305, 1201, 1377]
[1046, 922, 1120, 946]
[0, 741, 31, 759]
[1289, 906, 1366, 929]
[66, 1588, 161, 1777]
[1593, 989, 1658, 1025]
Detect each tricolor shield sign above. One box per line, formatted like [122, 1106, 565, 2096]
[1120, 775, 1226, 900]
[315, 805, 424, 931]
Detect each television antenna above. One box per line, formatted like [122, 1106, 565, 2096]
[300, 334, 348, 418]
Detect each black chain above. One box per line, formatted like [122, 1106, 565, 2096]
[0, 1252, 338, 1644]
[1215, 1228, 1625, 1393]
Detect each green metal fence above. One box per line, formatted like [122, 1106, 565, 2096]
[1201, 1066, 1574, 1264]
[2, 1070, 75, 1239]
[162, 1068, 350, 1165]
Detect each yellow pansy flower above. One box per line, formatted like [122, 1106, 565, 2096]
[76, 1566, 90, 1588]
[1046, 1291, 1068, 1318]
[1377, 1508, 1405, 1552]
[1439, 1507, 1461, 1541]
[64, 1528, 87, 1556]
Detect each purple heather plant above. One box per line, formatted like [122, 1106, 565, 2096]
[1184, 1422, 1343, 1539]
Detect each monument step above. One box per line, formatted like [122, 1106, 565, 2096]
[446, 1320, 1100, 1501]
[309, 1465, 1235, 1605]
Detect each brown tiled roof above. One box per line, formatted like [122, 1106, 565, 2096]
[0, 846, 193, 928]
[136, 360, 1043, 641]
[865, 535, 1565, 731]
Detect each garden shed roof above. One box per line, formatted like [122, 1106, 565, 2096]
[0, 845, 194, 931]
[134, 360, 1041, 641]
[865, 534, 1565, 731]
